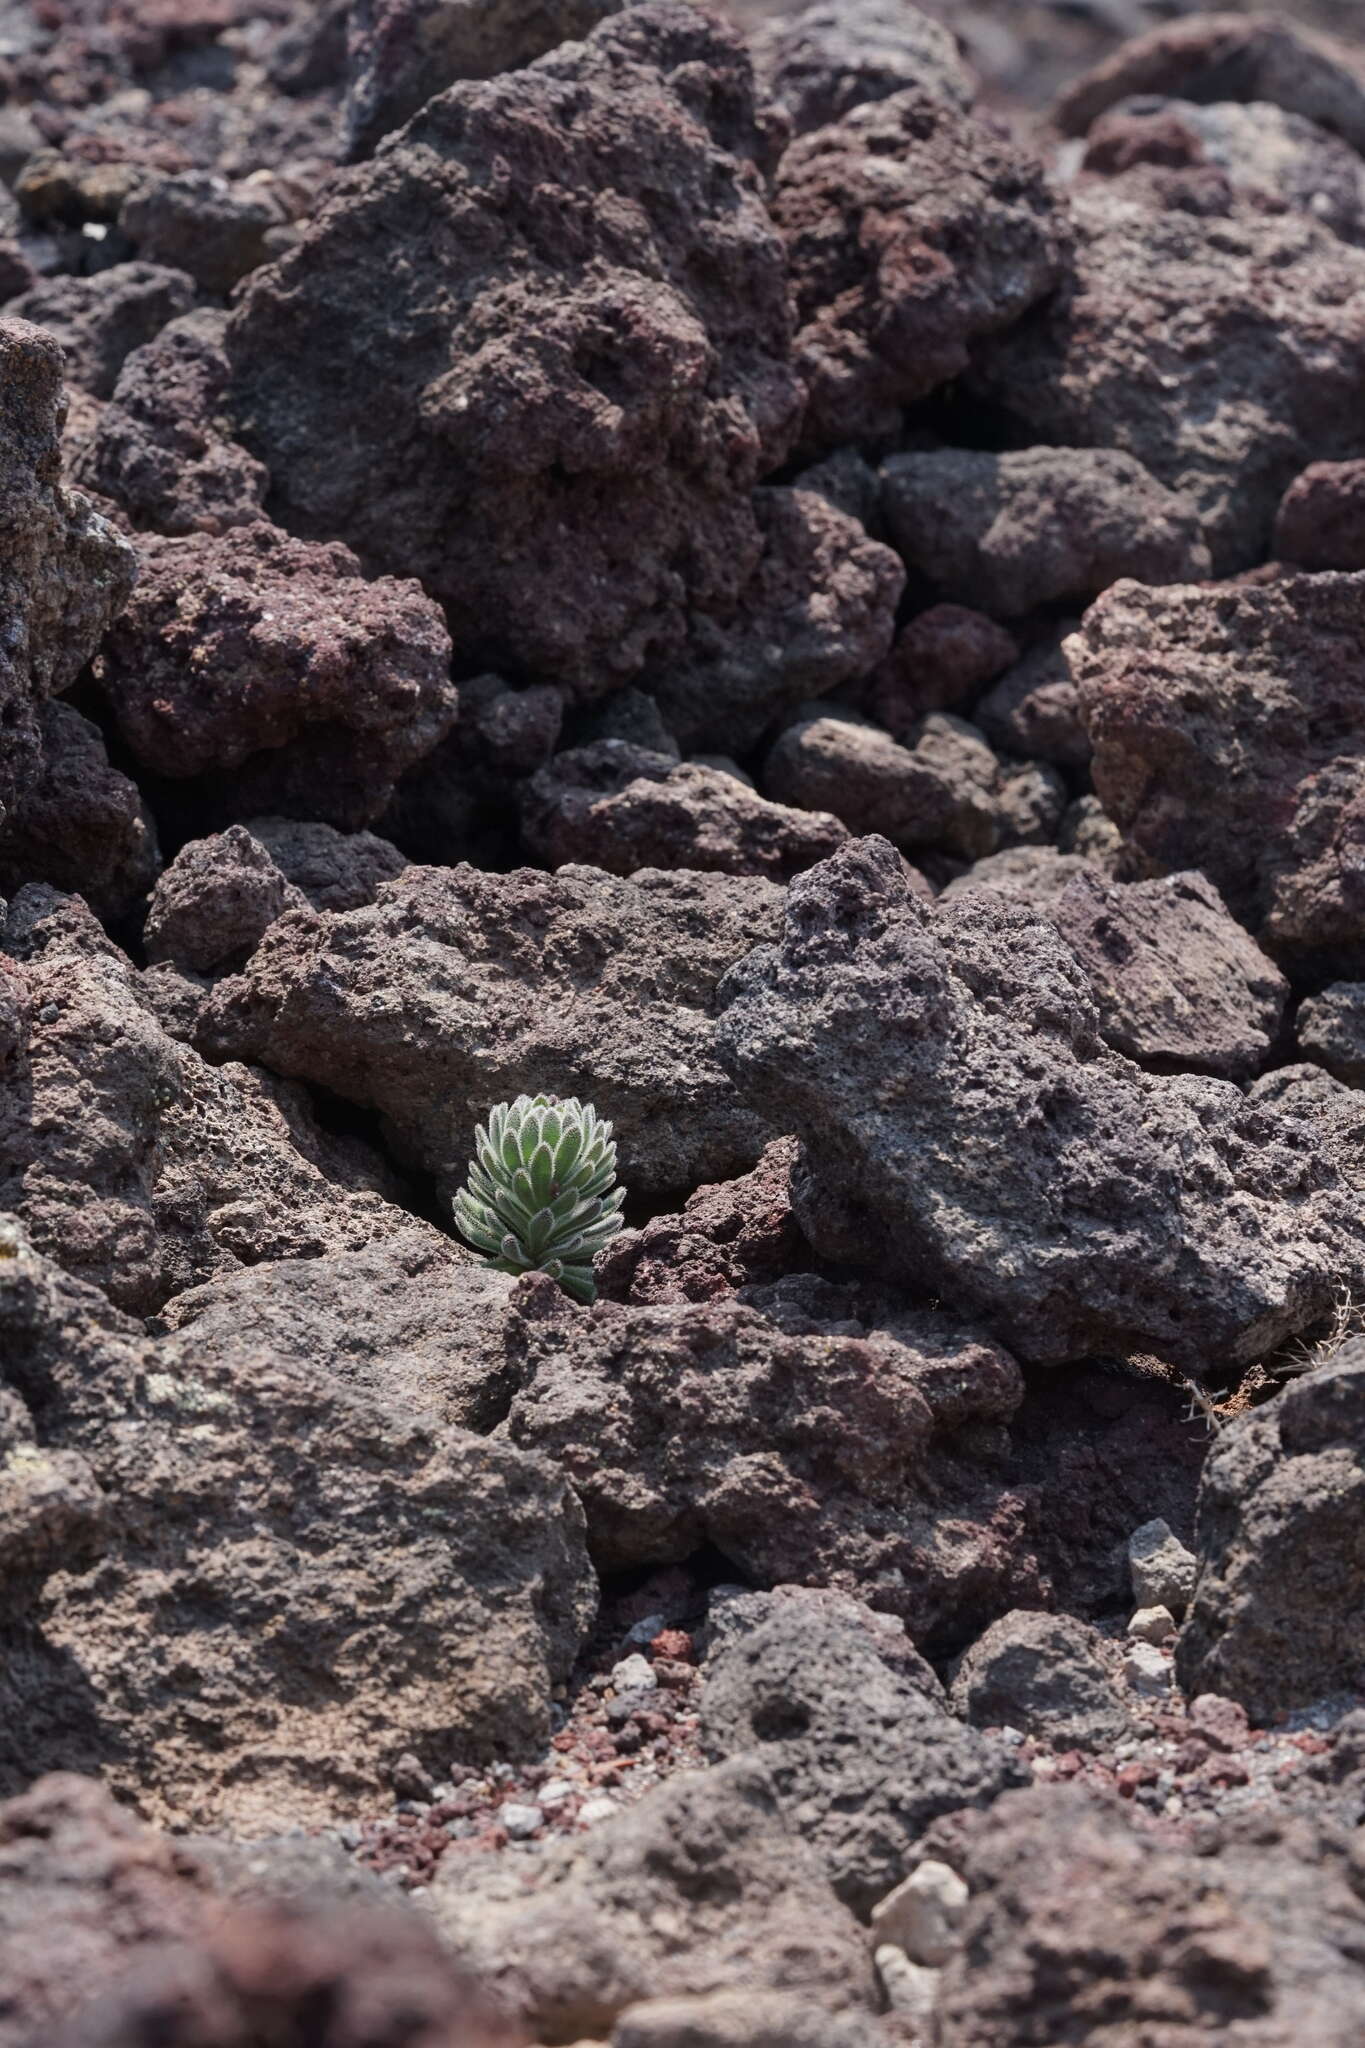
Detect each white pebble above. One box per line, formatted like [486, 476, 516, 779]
[537, 1777, 576, 1809]
[871, 1859, 969, 1965]
[1128, 1605, 1177, 1645]
[498, 1802, 544, 1839]
[875, 1945, 941, 2020]
[610, 1652, 658, 1693]
[578, 1795, 619, 1826]
[1123, 1640, 1174, 1696]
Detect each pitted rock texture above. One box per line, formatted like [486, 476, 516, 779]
[716, 836, 1365, 1373]
[0, 318, 136, 827]
[970, 180, 1365, 572]
[1054, 13, 1365, 153]
[643, 487, 902, 755]
[598, 1137, 807, 1305]
[48, 1901, 519, 2048]
[344, 0, 625, 157]
[975, 633, 1090, 771]
[1297, 982, 1365, 1084]
[1071, 572, 1365, 976]
[95, 521, 457, 829]
[155, 1233, 516, 1433]
[770, 87, 1068, 452]
[1176, 1345, 1365, 1720]
[880, 446, 1210, 619]
[948, 1609, 1132, 1751]
[1049, 869, 1289, 1079]
[0, 1774, 214, 2048]
[0, 891, 435, 1315]
[520, 740, 848, 880]
[118, 172, 283, 294]
[8, 262, 196, 398]
[74, 310, 269, 536]
[751, 0, 973, 136]
[700, 1593, 1021, 1914]
[1082, 96, 1365, 247]
[930, 1784, 1365, 2046]
[0, 1229, 595, 1830]
[504, 1271, 1044, 1641]
[200, 861, 783, 1199]
[866, 604, 1019, 732]
[226, 3, 804, 696]
[430, 1760, 876, 2040]
[1275, 458, 1365, 569]
[0, 701, 159, 924]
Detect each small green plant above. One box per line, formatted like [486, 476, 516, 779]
[452, 1093, 625, 1303]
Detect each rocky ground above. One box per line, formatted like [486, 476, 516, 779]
[3, 0, 1365, 2042]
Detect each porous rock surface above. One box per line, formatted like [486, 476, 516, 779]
[95, 521, 458, 829]
[1275, 457, 1365, 569]
[201, 860, 783, 1198]
[8, 262, 196, 398]
[0, 318, 136, 828]
[716, 835, 1365, 1372]
[948, 1608, 1132, 1751]
[880, 445, 1211, 618]
[0, 1223, 595, 1828]
[1297, 981, 1365, 1084]
[0, 889, 435, 1315]
[970, 180, 1365, 571]
[1071, 572, 1365, 975]
[226, 3, 805, 695]
[750, 0, 974, 137]
[1176, 1345, 1365, 1720]
[503, 1270, 1045, 1641]
[0, 700, 159, 923]
[771, 86, 1068, 451]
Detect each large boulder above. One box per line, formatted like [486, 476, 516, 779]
[1176, 1345, 1365, 1720]
[95, 522, 457, 831]
[0, 1225, 596, 1828]
[715, 836, 1365, 1373]
[770, 87, 1067, 452]
[969, 180, 1365, 572]
[503, 1271, 1044, 1642]
[226, 2, 805, 697]
[0, 319, 135, 828]
[1071, 571, 1365, 977]
[200, 860, 783, 1200]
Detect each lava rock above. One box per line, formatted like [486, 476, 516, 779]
[95, 521, 457, 829]
[1127, 1515, 1197, 1615]
[119, 172, 283, 293]
[701, 1594, 1021, 1914]
[949, 1609, 1132, 1751]
[0, 318, 136, 827]
[144, 825, 304, 973]
[597, 1137, 807, 1305]
[1055, 13, 1365, 153]
[0, 892, 438, 1314]
[938, 845, 1095, 914]
[644, 487, 902, 755]
[380, 672, 565, 867]
[1298, 982, 1365, 1083]
[716, 835, 1365, 1373]
[611, 1991, 885, 2048]
[430, 1760, 876, 2039]
[1275, 458, 1365, 569]
[866, 605, 1019, 734]
[0, 700, 158, 923]
[975, 633, 1091, 771]
[8, 261, 195, 397]
[0, 1227, 596, 1828]
[970, 180, 1365, 572]
[200, 860, 783, 1200]
[762, 708, 1003, 861]
[344, 0, 626, 156]
[771, 87, 1067, 451]
[504, 1271, 1043, 1641]
[931, 1784, 1365, 2044]
[751, 0, 973, 137]
[1050, 869, 1289, 1078]
[521, 740, 847, 881]
[880, 446, 1210, 619]
[227, 4, 804, 696]
[74, 309, 268, 535]
[1072, 571, 1365, 976]
[1176, 1344, 1365, 1719]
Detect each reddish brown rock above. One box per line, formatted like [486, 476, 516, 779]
[226, 4, 803, 696]
[0, 701, 158, 923]
[751, 0, 974, 138]
[1071, 572, 1365, 976]
[1274, 458, 1365, 569]
[95, 521, 457, 829]
[771, 87, 1068, 451]
[975, 633, 1090, 771]
[866, 605, 1019, 735]
[7, 262, 196, 397]
[598, 1137, 806, 1304]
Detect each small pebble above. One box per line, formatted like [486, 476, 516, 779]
[1128, 1605, 1176, 1645]
[874, 1945, 941, 2020]
[498, 1802, 544, 1839]
[623, 1612, 667, 1648]
[610, 1653, 658, 1693]
[1124, 1640, 1174, 1697]
[578, 1795, 619, 1826]
[871, 1860, 969, 1966]
[538, 1777, 576, 1809]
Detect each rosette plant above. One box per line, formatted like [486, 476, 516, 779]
[452, 1093, 625, 1303]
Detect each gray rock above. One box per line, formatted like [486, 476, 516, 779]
[1121, 1638, 1173, 1697]
[504, 1274, 1042, 1642]
[762, 707, 1002, 861]
[430, 1760, 877, 2039]
[939, 845, 1094, 915]
[949, 1610, 1132, 1751]
[1298, 983, 1365, 1085]
[1176, 1346, 1365, 1719]
[700, 1594, 1021, 1914]
[8, 262, 195, 397]
[869, 1860, 968, 1966]
[1051, 869, 1289, 1079]
[1128, 1515, 1198, 1614]
[119, 173, 283, 294]
[751, 0, 974, 137]
[0, 1226, 596, 1829]
[975, 633, 1092, 772]
[881, 446, 1210, 620]
[200, 860, 784, 1201]
[0, 700, 158, 924]
[144, 826, 305, 975]
[716, 835, 1365, 1373]
[611, 1990, 885, 2048]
